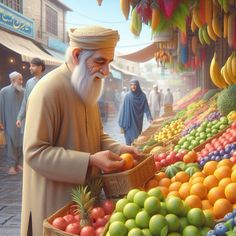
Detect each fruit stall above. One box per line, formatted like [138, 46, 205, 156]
[42, 0, 236, 235]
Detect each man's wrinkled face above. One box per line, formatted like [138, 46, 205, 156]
[70, 48, 114, 106]
[13, 75, 23, 91]
[130, 83, 137, 92]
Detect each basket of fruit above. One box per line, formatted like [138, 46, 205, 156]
[102, 154, 156, 198]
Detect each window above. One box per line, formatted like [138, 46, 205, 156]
[0, 0, 23, 13]
[46, 5, 58, 36]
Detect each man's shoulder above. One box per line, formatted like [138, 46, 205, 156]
[0, 85, 11, 93]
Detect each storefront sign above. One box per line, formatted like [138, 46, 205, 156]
[48, 37, 67, 53]
[0, 3, 34, 39]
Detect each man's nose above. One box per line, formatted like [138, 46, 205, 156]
[100, 65, 109, 77]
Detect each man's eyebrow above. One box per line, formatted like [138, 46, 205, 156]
[95, 57, 113, 63]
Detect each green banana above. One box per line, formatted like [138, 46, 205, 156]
[198, 28, 205, 45]
[202, 26, 211, 45]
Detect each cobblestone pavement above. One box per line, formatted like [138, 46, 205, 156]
[0, 116, 149, 235]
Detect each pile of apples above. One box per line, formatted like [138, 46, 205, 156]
[51, 200, 115, 236]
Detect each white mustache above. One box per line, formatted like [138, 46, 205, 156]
[92, 72, 105, 80]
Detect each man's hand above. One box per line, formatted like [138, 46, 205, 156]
[89, 150, 124, 173]
[119, 145, 143, 159]
[16, 120, 21, 128]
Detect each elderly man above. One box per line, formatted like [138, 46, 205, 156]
[0, 71, 24, 174]
[16, 57, 45, 130]
[20, 26, 140, 236]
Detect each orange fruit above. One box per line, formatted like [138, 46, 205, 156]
[167, 191, 181, 198]
[171, 176, 176, 182]
[201, 200, 212, 210]
[231, 170, 236, 182]
[155, 172, 167, 181]
[207, 186, 226, 205]
[157, 186, 169, 198]
[179, 183, 191, 199]
[218, 178, 232, 189]
[145, 179, 159, 191]
[217, 159, 234, 168]
[185, 195, 202, 209]
[225, 183, 236, 204]
[120, 153, 134, 171]
[190, 183, 208, 200]
[191, 172, 206, 179]
[203, 175, 219, 190]
[158, 178, 172, 188]
[175, 171, 190, 183]
[214, 166, 232, 180]
[190, 177, 205, 184]
[213, 198, 233, 219]
[168, 181, 182, 192]
[232, 165, 236, 171]
[183, 154, 196, 163]
[203, 161, 218, 176]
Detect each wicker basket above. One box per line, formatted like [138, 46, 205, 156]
[43, 202, 76, 236]
[102, 155, 156, 198]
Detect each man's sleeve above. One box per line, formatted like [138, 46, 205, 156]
[17, 85, 27, 121]
[23, 87, 90, 185]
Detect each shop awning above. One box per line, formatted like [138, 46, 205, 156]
[42, 46, 65, 61]
[0, 30, 63, 65]
[118, 43, 157, 63]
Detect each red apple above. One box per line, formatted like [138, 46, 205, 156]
[63, 214, 77, 224]
[65, 222, 81, 234]
[155, 161, 162, 170]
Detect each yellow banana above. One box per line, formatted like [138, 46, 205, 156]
[210, 53, 228, 88]
[221, 65, 233, 85]
[192, 7, 203, 28]
[231, 53, 236, 79]
[202, 26, 211, 45]
[130, 7, 142, 37]
[212, 16, 222, 38]
[191, 17, 197, 32]
[226, 54, 235, 82]
[223, 14, 228, 38]
[120, 0, 130, 20]
[207, 24, 217, 41]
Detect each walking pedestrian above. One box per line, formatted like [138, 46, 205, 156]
[164, 88, 174, 115]
[148, 84, 161, 119]
[16, 58, 45, 130]
[0, 71, 24, 174]
[20, 25, 140, 236]
[118, 79, 153, 145]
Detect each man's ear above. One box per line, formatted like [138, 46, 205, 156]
[72, 48, 81, 65]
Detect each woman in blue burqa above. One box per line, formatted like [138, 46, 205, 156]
[118, 79, 152, 145]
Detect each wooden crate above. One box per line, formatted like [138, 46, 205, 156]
[102, 155, 156, 198]
[43, 202, 76, 236]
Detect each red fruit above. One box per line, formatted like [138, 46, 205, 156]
[80, 226, 95, 236]
[176, 153, 184, 161]
[65, 222, 81, 234]
[95, 227, 104, 236]
[159, 153, 168, 160]
[155, 161, 162, 170]
[95, 217, 108, 228]
[74, 214, 81, 222]
[63, 214, 77, 224]
[52, 217, 68, 231]
[104, 214, 111, 221]
[231, 121, 236, 129]
[201, 149, 209, 157]
[160, 158, 167, 166]
[101, 200, 115, 215]
[230, 156, 236, 164]
[91, 207, 105, 221]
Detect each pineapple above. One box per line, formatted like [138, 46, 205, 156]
[72, 186, 95, 227]
[86, 176, 103, 205]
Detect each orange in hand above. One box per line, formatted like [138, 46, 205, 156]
[120, 153, 134, 171]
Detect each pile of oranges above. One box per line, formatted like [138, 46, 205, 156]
[145, 159, 236, 219]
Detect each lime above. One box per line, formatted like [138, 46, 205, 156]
[187, 208, 205, 227]
[148, 187, 164, 201]
[165, 214, 180, 232]
[203, 211, 215, 228]
[168, 233, 181, 236]
[115, 198, 129, 212]
[123, 202, 140, 219]
[159, 201, 167, 215]
[179, 217, 188, 232]
[166, 196, 185, 216]
[135, 210, 151, 229]
[182, 225, 201, 236]
[127, 189, 140, 202]
[128, 228, 145, 236]
[142, 228, 153, 236]
[110, 212, 126, 223]
[149, 214, 167, 235]
[144, 196, 161, 216]
[108, 221, 128, 236]
[125, 219, 137, 231]
[133, 191, 149, 207]
[200, 227, 211, 236]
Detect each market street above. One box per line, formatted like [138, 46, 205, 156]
[0, 116, 149, 236]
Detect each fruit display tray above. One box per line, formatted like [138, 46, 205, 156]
[43, 202, 75, 236]
[102, 155, 156, 198]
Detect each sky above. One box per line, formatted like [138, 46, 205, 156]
[62, 0, 154, 55]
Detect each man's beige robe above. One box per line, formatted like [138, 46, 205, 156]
[20, 63, 121, 236]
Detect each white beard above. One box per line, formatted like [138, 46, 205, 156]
[13, 84, 23, 92]
[70, 53, 105, 106]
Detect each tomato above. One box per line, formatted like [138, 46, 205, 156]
[52, 217, 68, 230]
[91, 207, 105, 220]
[63, 214, 77, 224]
[74, 214, 81, 222]
[160, 158, 167, 166]
[104, 214, 111, 221]
[94, 217, 107, 228]
[176, 152, 184, 161]
[80, 226, 95, 236]
[155, 161, 162, 170]
[101, 200, 115, 215]
[95, 227, 104, 236]
[231, 121, 236, 129]
[158, 153, 167, 160]
[65, 222, 81, 234]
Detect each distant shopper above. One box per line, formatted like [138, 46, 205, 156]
[119, 79, 152, 145]
[16, 58, 45, 130]
[0, 71, 24, 174]
[148, 84, 161, 119]
[160, 88, 164, 106]
[164, 88, 174, 115]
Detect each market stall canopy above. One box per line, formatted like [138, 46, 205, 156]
[0, 30, 63, 66]
[118, 43, 157, 63]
